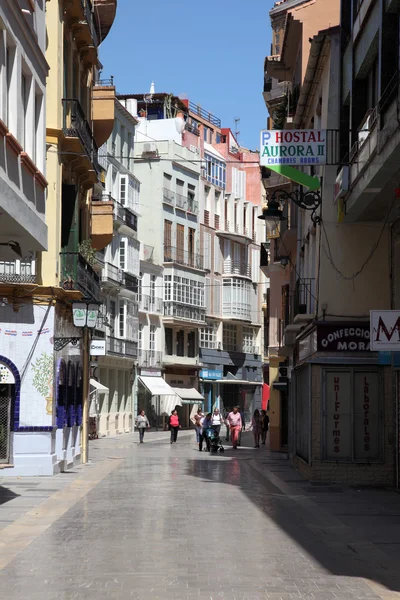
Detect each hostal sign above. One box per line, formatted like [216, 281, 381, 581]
[260, 129, 327, 166]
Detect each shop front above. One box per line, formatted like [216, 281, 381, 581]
[292, 322, 394, 485]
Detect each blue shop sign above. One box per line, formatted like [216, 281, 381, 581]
[200, 369, 223, 380]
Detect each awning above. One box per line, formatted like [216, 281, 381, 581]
[138, 376, 177, 397]
[204, 141, 225, 161]
[90, 379, 109, 395]
[172, 387, 205, 404]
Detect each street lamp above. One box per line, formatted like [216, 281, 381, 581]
[258, 188, 322, 233]
[54, 301, 100, 465]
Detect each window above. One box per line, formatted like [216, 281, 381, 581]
[187, 331, 196, 358]
[165, 328, 173, 355]
[223, 279, 251, 320]
[150, 325, 156, 351]
[323, 368, 382, 462]
[200, 322, 217, 349]
[33, 92, 42, 166]
[138, 324, 143, 350]
[164, 274, 172, 301]
[188, 184, 196, 212]
[216, 132, 221, 144]
[176, 330, 184, 356]
[150, 275, 155, 302]
[164, 220, 172, 259]
[243, 327, 256, 353]
[5, 46, 13, 128]
[204, 153, 226, 189]
[21, 73, 28, 148]
[188, 228, 195, 266]
[177, 224, 184, 262]
[120, 175, 127, 205]
[119, 239, 126, 270]
[223, 324, 237, 352]
[110, 300, 116, 331]
[119, 302, 125, 337]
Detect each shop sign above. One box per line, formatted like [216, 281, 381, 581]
[90, 340, 106, 356]
[140, 369, 162, 377]
[354, 372, 379, 459]
[317, 323, 370, 352]
[370, 310, 400, 350]
[260, 129, 327, 166]
[325, 371, 352, 458]
[72, 303, 87, 327]
[200, 369, 222, 380]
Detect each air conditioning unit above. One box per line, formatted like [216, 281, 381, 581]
[142, 142, 158, 154]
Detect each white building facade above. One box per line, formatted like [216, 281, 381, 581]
[93, 100, 140, 437]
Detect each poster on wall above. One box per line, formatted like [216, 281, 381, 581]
[354, 371, 380, 460]
[325, 371, 352, 459]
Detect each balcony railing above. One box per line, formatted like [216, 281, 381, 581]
[187, 197, 198, 214]
[185, 121, 200, 136]
[164, 302, 206, 323]
[164, 246, 204, 270]
[163, 188, 175, 205]
[282, 278, 315, 329]
[0, 260, 36, 284]
[175, 192, 187, 210]
[188, 100, 221, 127]
[81, 0, 98, 46]
[100, 262, 123, 285]
[62, 98, 100, 173]
[223, 260, 251, 278]
[107, 336, 138, 358]
[139, 294, 163, 314]
[60, 252, 100, 301]
[138, 349, 162, 368]
[242, 344, 260, 355]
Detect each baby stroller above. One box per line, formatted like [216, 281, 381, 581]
[206, 426, 225, 454]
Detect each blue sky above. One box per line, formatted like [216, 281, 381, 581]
[99, 0, 274, 150]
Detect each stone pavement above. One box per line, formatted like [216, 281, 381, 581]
[0, 431, 400, 600]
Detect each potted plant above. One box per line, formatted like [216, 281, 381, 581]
[78, 240, 97, 266]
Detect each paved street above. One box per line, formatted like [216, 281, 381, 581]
[1, 433, 400, 600]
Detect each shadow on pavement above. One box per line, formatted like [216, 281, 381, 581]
[186, 431, 400, 594]
[0, 485, 19, 506]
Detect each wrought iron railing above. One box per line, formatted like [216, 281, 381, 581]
[62, 99, 100, 173]
[139, 294, 163, 313]
[164, 246, 203, 270]
[107, 336, 138, 358]
[223, 260, 251, 277]
[60, 252, 100, 301]
[185, 121, 200, 136]
[187, 197, 198, 214]
[164, 302, 206, 323]
[188, 100, 221, 127]
[163, 188, 175, 205]
[101, 262, 123, 285]
[94, 76, 114, 86]
[138, 349, 162, 368]
[81, 0, 98, 46]
[175, 192, 187, 210]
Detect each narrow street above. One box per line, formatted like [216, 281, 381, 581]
[0, 434, 400, 600]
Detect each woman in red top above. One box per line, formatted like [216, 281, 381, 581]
[169, 410, 181, 444]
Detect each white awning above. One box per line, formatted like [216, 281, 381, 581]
[160, 394, 182, 415]
[215, 380, 263, 385]
[90, 379, 109, 395]
[172, 387, 205, 404]
[204, 141, 226, 161]
[139, 376, 177, 397]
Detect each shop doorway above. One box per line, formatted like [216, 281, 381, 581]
[0, 383, 13, 464]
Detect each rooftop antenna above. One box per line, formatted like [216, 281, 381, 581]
[234, 117, 240, 142]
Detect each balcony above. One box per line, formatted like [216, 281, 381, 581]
[242, 344, 260, 355]
[185, 121, 200, 136]
[164, 303, 206, 323]
[107, 336, 138, 358]
[0, 260, 36, 284]
[93, 0, 117, 43]
[63, 0, 98, 60]
[138, 349, 162, 368]
[60, 252, 100, 301]
[62, 99, 100, 180]
[175, 192, 187, 210]
[188, 100, 221, 127]
[187, 196, 198, 214]
[139, 294, 163, 314]
[222, 260, 251, 278]
[163, 188, 175, 206]
[164, 246, 204, 271]
[92, 78, 116, 148]
[99, 261, 123, 287]
[217, 220, 252, 244]
[91, 196, 114, 250]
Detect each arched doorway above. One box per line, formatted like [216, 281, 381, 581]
[0, 359, 19, 464]
[67, 361, 75, 427]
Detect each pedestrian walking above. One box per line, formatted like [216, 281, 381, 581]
[136, 410, 150, 443]
[191, 408, 204, 444]
[251, 409, 261, 448]
[241, 409, 246, 431]
[261, 409, 270, 445]
[199, 413, 212, 451]
[227, 406, 242, 450]
[169, 409, 181, 444]
[211, 407, 223, 435]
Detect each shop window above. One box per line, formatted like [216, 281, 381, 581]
[187, 331, 196, 358]
[322, 368, 382, 462]
[165, 328, 173, 355]
[176, 330, 185, 357]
